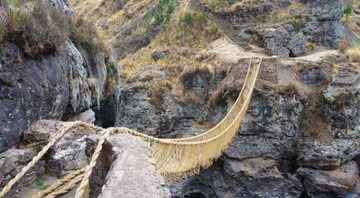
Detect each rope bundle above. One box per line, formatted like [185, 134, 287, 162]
[0, 60, 261, 198]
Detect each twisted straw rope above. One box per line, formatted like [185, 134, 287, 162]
[0, 122, 81, 198]
[31, 168, 86, 198]
[75, 128, 128, 198]
[43, 173, 84, 198]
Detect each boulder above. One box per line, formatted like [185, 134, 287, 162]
[297, 139, 360, 170]
[299, 67, 327, 87]
[224, 158, 304, 197]
[151, 50, 169, 62]
[23, 120, 65, 143]
[46, 135, 98, 176]
[264, 28, 307, 57]
[297, 161, 360, 197]
[264, 28, 291, 57]
[69, 109, 96, 124]
[287, 34, 306, 57]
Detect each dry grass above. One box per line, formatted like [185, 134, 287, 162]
[347, 45, 360, 63]
[200, 0, 265, 13]
[270, 2, 305, 24]
[147, 78, 174, 109]
[120, 2, 223, 80]
[200, 0, 231, 12]
[70, 0, 157, 51]
[1, 1, 71, 58]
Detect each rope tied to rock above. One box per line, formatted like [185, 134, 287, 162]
[0, 122, 81, 198]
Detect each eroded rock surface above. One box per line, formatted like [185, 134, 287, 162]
[298, 161, 359, 197]
[0, 40, 109, 152]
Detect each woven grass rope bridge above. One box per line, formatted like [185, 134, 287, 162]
[0, 59, 262, 198]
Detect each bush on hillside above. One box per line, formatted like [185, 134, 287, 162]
[69, 17, 107, 56]
[2, 0, 71, 58]
[145, 0, 176, 30]
[1, 0, 108, 60]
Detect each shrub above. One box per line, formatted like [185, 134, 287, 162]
[69, 17, 106, 55]
[207, 23, 219, 35]
[145, 0, 176, 30]
[344, 4, 352, 24]
[21, 1, 70, 57]
[6, 0, 27, 31]
[177, 12, 219, 40]
[201, 0, 228, 12]
[107, 61, 119, 79]
[180, 12, 194, 26]
[292, 15, 300, 33]
[2, 1, 71, 58]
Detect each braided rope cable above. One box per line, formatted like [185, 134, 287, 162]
[0, 122, 81, 198]
[43, 173, 84, 198]
[75, 127, 120, 198]
[31, 167, 86, 198]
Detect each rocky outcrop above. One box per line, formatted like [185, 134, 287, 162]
[225, 84, 303, 163]
[302, 0, 357, 48]
[298, 161, 359, 197]
[264, 28, 306, 57]
[0, 40, 109, 152]
[321, 66, 360, 136]
[223, 158, 304, 197]
[0, 0, 117, 153]
[220, 0, 273, 24]
[23, 120, 100, 176]
[116, 64, 192, 137]
[297, 139, 360, 170]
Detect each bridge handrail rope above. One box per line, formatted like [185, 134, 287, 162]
[0, 59, 261, 198]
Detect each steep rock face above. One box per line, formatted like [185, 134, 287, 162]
[0, 41, 109, 152]
[302, 0, 356, 48]
[172, 82, 305, 197]
[321, 67, 360, 136]
[116, 64, 196, 137]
